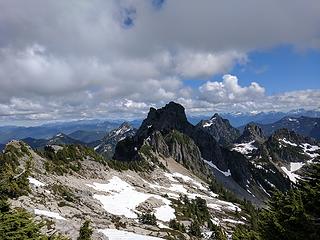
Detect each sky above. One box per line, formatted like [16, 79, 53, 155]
[0, 0, 319, 125]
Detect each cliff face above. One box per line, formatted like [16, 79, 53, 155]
[236, 123, 266, 144]
[113, 102, 224, 170]
[197, 113, 240, 146]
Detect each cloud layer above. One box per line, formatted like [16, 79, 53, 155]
[0, 0, 319, 123]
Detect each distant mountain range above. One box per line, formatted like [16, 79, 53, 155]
[0, 108, 319, 145]
[22, 133, 85, 149]
[0, 120, 120, 143]
[219, 108, 320, 127]
[239, 116, 320, 140]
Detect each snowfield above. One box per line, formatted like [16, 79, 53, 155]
[87, 176, 176, 221]
[231, 141, 257, 155]
[99, 229, 164, 240]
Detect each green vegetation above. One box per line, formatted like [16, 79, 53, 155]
[40, 145, 105, 175]
[232, 164, 320, 240]
[188, 220, 201, 237]
[0, 143, 32, 199]
[168, 219, 186, 232]
[165, 130, 191, 146]
[0, 200, 69, 240]
[138, 144, 167, 170]
[78, 220, 93, 240]
[174, 195, 211, 224]
[209, 178, 241, 204]
[139, 213, 157, 226]
[210, 224, 227, 240]
[109, 143, 166, 172]
[0, 142, 71, 239]
[51, 184, 78, 203]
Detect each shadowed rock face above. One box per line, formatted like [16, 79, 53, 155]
[93, 122, 136, 159]
[236, 123, 266, 144]
[266, 128, 318, 163]
[114, 102, 225, 170]
[197, 113, 240, 146]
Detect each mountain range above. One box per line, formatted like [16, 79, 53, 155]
[1, 108, 319, 145]
[1, 101, 319, 239]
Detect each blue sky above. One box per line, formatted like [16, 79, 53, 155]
[184, 45, 320, 95]
[233, 46, 320, 94]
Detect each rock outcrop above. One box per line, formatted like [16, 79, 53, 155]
[197, 113, 240, 146]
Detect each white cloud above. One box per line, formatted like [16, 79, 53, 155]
[199, 74, 265, 103]
[0, 1, 319, 123]
[175, 51, 247, 78]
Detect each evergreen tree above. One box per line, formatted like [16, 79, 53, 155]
[189, 220, 201, 237]
[232, 164, 320, 240]
[78, 220, 93, 240]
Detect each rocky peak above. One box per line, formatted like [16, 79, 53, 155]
[93, 122, 136, 159]
[197, 113, 240, 145]
[136, 102, 191, 140]
[237, 123, 266, 144]
[114, 102, 224, 170]
[269, 128, 316, 145]
[48, 133, 82, 145]
[108, 122, 134, 138]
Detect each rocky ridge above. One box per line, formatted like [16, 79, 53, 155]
[3, 140, 246, 240]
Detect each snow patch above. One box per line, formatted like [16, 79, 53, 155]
[280, 138, 297, 147]
[154, 203, 175, 222]
[203, 159, 231, 177]
[231, 141, 257, 155]
[290, 162, 304, 172]
[203, 121, 213, 128]
[34, 209, 65, 220]
[28, 177, 45, 187]
[300, 143, 320, 158]
[171, 172, 207, 191]
[98, 229, 164, 240]
[223, 218, 245, 224]
[281, 166, 300, 183]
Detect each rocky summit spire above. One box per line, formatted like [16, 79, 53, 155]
[237, 123, 266, 144]
[197, 113, 240, 145]
[113, 101, 225, 170]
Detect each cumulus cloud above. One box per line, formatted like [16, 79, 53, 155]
[199, 74, 265, 103]
[175, 51, 247, 78]
[0, 0, 319, 123]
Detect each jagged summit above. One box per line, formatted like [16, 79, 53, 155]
[270, 128, 315, 145]
[136, 101, 191, 140]
[237, 123, 266, 144]
[197, 113, 240, 145]
[114, 101, 223, 170]
[92, 122, 136, 158]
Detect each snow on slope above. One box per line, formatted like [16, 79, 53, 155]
[34, 209, 66, 220]
[281, 166, 301, 183]
[231, 141, 257, 155]
[87, 176, 175, 221]
[28, 177, 45, 187]
[301, 143, 320, 158]
[99, 229, 164, 240]
[203, 159, 231, 177]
